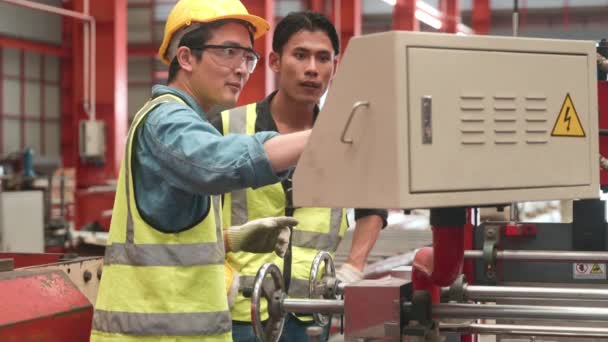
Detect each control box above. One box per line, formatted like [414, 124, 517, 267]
[293, 31, 599, 209]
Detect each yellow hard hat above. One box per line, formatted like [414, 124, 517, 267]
[158, 0, 270, 65]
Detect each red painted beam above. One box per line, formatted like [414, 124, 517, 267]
[307, 0, 325, 12]
[440, 0, 460, 33]
[472, 0, 490, 34]
[128, 44, 158, 57]
[0, 47, 3, 154]
[599, 81, 608, 187]
[65, 0, 127, 231]
[19, 49, 25, 150]
[0, 35, 65, 57]
[393, 0, 418, 31]
[0, 253, 63, 268]
[238, 0, 274, 106]
[334, 0, 361, 52]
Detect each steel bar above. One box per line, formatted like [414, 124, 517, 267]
[429, 303, 608, 321]
[451, 285, 608, 301]
[440, 323, 608, 338]
[465, 250, 608, 263]
[282, 299, 344, 315]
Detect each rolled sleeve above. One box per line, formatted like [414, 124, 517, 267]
[354, 209, 389, 228]
[140, 102, 281, 195]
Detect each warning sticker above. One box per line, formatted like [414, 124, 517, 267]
[551, 93, 586, 137]
[573, 263, 606, 280]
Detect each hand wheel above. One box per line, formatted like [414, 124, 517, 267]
[252, 262, 286, 342]
[309, 251, 336, 326]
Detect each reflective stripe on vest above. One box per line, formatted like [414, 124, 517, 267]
[220, 103, 346, 320]
[91, 94, 230, 340]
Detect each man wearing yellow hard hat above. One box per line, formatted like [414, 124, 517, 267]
[90, 0, 312, 340]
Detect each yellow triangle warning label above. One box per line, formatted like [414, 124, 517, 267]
[551, 93, 585, 137]
[591, 264, 603, 274]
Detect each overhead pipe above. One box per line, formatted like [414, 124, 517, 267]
[412, 207, 466, 303]
[1, 0, 96, 121]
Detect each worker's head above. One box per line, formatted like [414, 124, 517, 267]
[269, 11, 340, 106]
[158, 0, 269, 111]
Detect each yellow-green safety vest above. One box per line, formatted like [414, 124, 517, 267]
[220, 104, 348, 322]
[91, 94, 231, 342]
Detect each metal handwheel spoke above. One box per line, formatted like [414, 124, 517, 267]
[252, 263, 287, 342]
[309, 251, 337, 326]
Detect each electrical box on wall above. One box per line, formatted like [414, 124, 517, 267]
[79, 120, 106, 162]
[293, 31, 599, 209]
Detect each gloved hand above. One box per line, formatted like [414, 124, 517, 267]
[225, 216, 297, 257]
[335, 263, 364, 284]
[224, 263, 240, 309]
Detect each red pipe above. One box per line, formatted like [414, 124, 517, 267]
[412, 208, 466, 305]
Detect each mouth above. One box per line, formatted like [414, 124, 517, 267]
[225, 82, 242, 91]
[299, 81, 321, 90]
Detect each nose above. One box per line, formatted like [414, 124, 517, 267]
[304, 56, 319, 77]
[234, 57, 248, 77]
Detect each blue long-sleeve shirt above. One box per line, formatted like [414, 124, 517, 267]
[132, 85, 280, 233]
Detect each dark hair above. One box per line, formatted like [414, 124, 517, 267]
[272, 11, 340, 56]
[167, 19, 255, 84]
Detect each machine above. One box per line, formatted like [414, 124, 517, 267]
[249, 31, 608, 341]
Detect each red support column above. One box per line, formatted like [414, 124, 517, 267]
[0, 47, 3, 154]
[238, 0, 274, 106]
[308, 0, 325, 12]
[19, 50, 25, 149]
[440, 0, 460, 33]
[66, 0, 128, 231]
[40, 55, 46, 155]
[393, 0, 418, 31]
[472, 0, 490, 34]
[335, 0, 361, 52]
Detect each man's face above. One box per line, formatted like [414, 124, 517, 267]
[271, 30, 337, 105]
[190, 22, 254, 111]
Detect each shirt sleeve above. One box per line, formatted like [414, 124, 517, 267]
[139, 101, 281, 195]
[354, 209, 389, 229]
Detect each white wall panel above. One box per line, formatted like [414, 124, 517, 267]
[3, 79, 20, 115]
[24, 52, 40, 79]
[25, 81, 40, 117]
[44, 85, 60, 119]
[0, 0, 62, 44]
[128, 87, 151, 120]
[44, 56, 59, 82]
[25, 121, 40, 152]
[2, 48, 20, 77]
[3, 118, 19, 153]
[44, 122, 60, 157]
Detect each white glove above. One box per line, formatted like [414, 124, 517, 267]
[336, 263, 364, 284]
[225, 216, 296, 257]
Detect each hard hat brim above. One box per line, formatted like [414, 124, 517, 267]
[158, 13, 270, 65]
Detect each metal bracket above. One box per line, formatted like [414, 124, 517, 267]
[483, 225, 500, 283]
[442, 274, 467, 303]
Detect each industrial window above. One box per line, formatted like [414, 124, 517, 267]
[0, 47, 61, 157]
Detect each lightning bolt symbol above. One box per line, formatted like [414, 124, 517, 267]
[564, 107, 571, 131]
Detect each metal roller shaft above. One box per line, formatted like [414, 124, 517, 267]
[281, 299, 344, 315]
[465, 250, 608, 263]
[459, 285, 608, 301]
[440, 323, 608, 338]
[430, 303, 608, 321]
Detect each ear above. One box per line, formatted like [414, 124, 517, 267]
[331, 56, 339, 78]
[269, 51, 281, 73]
[176, 46, 194, 72]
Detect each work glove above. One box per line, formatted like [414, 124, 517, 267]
[335, 263, 364, 284]
[225, 216, 297, 257]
